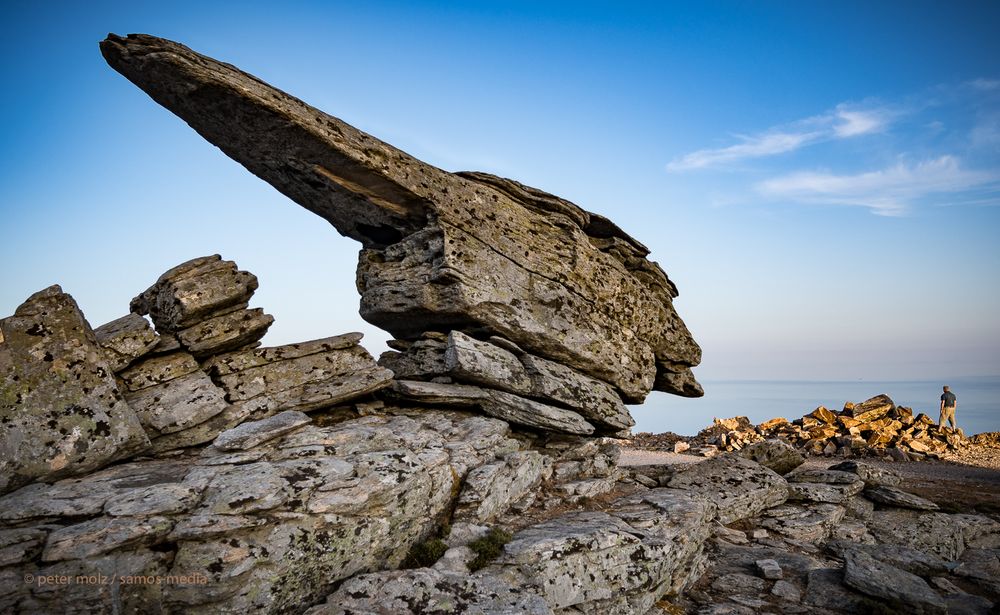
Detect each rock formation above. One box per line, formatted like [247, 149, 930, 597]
[3, 260, 998, 614]
[0, 255, 681, 614]
[98, 33, 702, 405]
[2, 31, 995, 615]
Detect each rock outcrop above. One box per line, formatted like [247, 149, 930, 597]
[7, 29, 992, 615]
[99, 33, 702, 405]
[0, 287, 149, 494]
[653, 455, 1000, 614]
[0, 251, 701, 614]
[0, 410, 522, 614]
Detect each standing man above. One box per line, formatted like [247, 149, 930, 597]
[939, 385, 957, 430]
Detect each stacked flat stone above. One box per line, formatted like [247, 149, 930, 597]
[381, 331, 634, 436]
[0, 255, 395, 492]
[129, 254, 273, 358]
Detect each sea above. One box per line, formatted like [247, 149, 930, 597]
[630, 376, 1000, 437]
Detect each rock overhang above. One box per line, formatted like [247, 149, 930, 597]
[100, 32, 702, 406]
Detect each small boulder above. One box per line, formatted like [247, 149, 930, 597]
[736, 439, 805, 475]
[668, 454, 788, 524]
[864, 486, 939, 511]
[93, 313, 158, 371]
[843, 549, 947, 614]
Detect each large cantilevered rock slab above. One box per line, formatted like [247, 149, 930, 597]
[100, 33, 702, 403]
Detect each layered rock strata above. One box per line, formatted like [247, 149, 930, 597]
[0, 410, 524, 614]
[130, 255, 274, 359]
[99, 33, 702, 404]
[381, 330, 634, 435]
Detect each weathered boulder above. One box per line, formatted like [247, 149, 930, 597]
[211, 410, 311, 451]
[93, 313, 159, 371]
[123, 365, 228, 437]
[828, 460, 902, 487]
[787, 481, 864, 504]
[117, 350, 230, 451]
[486, 488, 716, 613]
[735, 439, 804, 474]
[864, 485, 940, 511]
[481, 390, 595, 436]
[454, 450, 552, 523]
[130, 255, 260, 332]
[845, 394, 895, 422]
[390, 379, 595, 435]
[382, 331, 634, 431]
[842, 549, 947, 614]
[305, 568, 555, 615]
[100, 33, 702, 404]
[826, 541, 956, 577]
[175, 306, 274, 358]
[118, 350, 202, 390]
[786, 468, 863, 484]
[0, 286, 149, 494]
[866, 510, 970, 560]
[0, 410, 523, 614]
[667, 454, 788, 524]
[758, 503, 846, 542]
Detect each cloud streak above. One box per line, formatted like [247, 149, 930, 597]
[755, 156, 1000, 216]
[667, 103, 892, 171]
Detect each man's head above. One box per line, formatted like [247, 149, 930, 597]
[943, 385, 950, 392]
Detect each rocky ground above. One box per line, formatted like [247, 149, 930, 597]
[622, 444, 1000, 515]
[620, 442, 1000, 615]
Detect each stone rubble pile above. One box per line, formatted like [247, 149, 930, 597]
[686, 394, 968, 461]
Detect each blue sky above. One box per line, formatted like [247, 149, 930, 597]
[2, 2, 999, 397]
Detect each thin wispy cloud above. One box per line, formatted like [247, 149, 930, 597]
[832, 107, 889, 137]
[667, 102, 892, 171]
[969, 78, 1000, 91]
[671, 79, 1000, 216]
[666, 131, 820, 171]
[756, 156, 1000, 216]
